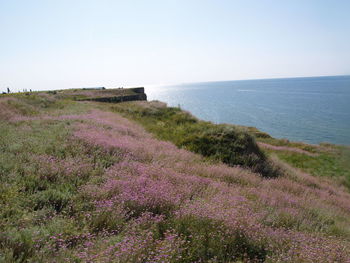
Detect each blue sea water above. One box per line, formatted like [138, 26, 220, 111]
[146, 76, 350, 145]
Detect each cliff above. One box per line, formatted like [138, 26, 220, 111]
[76, 87, 147, 103]
[0, 89, 350, 262]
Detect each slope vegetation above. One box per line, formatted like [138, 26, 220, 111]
[109, 101, 280, 178]
[1, 92, 350, 262]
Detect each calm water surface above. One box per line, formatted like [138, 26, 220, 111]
[146, 76, 350, 145]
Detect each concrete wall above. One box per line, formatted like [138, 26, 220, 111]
[129, 87, 145, 94]
[84, 93, 147, 103]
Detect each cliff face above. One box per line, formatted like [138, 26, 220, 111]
[0, 87, 148, 103]
[130, 87, 145, 94]
[83, 93, 147, 103]
[79, 87, 147, 103]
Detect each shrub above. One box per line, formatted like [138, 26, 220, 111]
[33, 189, 72, 212]
[173, 216, 267, 262]
[112, 103, 281, 177]
[0, 229, 36, 262]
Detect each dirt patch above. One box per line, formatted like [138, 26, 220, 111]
[258, 142, 318, 156]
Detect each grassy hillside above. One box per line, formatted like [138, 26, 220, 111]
[108, 101, 350, 189]
[109, 101, 280, 178]
[256, 138, 350, 190]
[1, 91, 350, 262]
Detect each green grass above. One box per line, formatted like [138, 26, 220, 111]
[108, 101, 281, 178]
[224, 122, 350, 190]
[258, 137, 321, 153]
[255, 134, 350, 189]
[268, 147, 350, 188]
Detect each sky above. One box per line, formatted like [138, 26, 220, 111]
[0, 0, 349, 92]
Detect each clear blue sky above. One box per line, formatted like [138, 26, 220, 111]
[1, 0, 349, 92]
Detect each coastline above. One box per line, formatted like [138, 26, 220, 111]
[146, 75, 350, 146]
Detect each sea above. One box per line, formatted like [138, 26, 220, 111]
[146, 75, 350, 145]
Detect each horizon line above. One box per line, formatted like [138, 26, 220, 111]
[146, 74, 350, 88]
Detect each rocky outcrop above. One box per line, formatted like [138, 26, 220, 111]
[80, 87, 147, 103]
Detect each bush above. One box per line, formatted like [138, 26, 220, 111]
[33, 188, 72, 212]
[0, 229, 35, 262]
[173, 216, 267, 262]
[112, 103, 281, 177]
